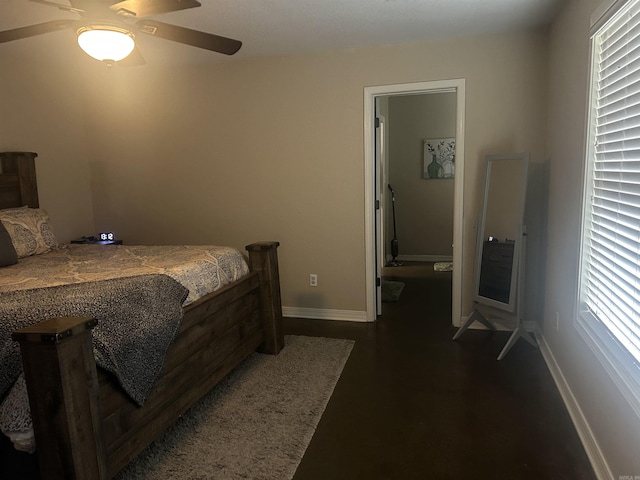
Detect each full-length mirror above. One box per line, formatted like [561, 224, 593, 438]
[474, 153, 529, 312]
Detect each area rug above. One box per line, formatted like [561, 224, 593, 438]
[116, 335, 354, 480]
[434, 262, 453, 272]
[381, 279, 405, 302]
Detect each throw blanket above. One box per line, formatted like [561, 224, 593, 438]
[0, 274, 188, 411]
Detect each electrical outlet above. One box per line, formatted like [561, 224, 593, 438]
[310, 274, 318, 287]
[555, 312, 560, 331]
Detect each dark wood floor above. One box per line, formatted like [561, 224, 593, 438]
[1, 262, 597, 480]
[285, 262, 597, 480]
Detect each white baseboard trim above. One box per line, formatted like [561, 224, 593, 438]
[535, 331, 613, 480]
[395, 254, 454, 263]
[282, 306, 369, 322]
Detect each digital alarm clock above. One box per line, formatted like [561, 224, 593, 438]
[99, 232, 115, 241]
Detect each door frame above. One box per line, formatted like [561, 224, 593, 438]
[363, 79, 466, 324]
[374, 108, 387, 315]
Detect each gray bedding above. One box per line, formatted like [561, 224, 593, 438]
[0, 243, 250, 305]
[0, 244, 251, 451]
[0, 274, 188, 407]
[0, 274, 189, 452]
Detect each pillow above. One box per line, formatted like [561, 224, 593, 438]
[0, 220, 18, 267]
[0, 206, 28, 212]
[0, 207, 58, 258]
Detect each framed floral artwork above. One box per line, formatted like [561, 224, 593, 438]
[423, 138, 455, 179]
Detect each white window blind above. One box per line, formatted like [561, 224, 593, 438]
[582, 0, 640, 367]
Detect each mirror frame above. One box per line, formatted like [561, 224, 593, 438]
[473, 152, 529, 313]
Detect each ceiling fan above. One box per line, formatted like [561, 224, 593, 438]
[0, 0, 242, 65]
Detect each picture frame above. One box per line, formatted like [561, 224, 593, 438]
[423, 138, 455, 179]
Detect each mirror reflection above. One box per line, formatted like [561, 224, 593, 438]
[474, 154, 529, 311]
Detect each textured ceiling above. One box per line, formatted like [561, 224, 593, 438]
[0, 0, 565, 66]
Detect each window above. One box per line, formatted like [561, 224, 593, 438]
[579, 0, 640, 414]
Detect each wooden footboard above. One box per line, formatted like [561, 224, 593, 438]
[12, 241, 283, 480]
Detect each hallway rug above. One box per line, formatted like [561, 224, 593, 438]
[433, 261, 453, 272]
[116, 335, 354, 480]
[381, 280, 405, 302]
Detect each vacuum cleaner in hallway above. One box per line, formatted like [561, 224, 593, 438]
[388, 184, 402, 266]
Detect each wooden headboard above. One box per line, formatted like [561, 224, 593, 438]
[0, 151, 39, 209]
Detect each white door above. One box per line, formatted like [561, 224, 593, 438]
[374, 107, 386, 315]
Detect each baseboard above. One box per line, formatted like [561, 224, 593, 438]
[394, 254, 453, 263]
[282, 306, 369, 322]
[535, 331, 613, 480]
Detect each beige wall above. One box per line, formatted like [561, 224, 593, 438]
[387, 93, 455, 258]
[78, 29, 549, 316]
[544, 0, 640, 476]
[0, 30, 549, 323]
[0, 59, 95, 241]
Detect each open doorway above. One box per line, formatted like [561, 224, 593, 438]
[382, 92, 457, 264]
[364, 79, 466, 324]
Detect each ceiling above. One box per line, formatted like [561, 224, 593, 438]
[0, 0, 565, 66]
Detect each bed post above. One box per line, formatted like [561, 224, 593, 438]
[12, 317, 108, 480]
[246, 241, 284, 354]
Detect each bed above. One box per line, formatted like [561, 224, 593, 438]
[0, 151, 284, 479]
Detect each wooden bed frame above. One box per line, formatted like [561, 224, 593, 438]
[0, 151, 284, 479]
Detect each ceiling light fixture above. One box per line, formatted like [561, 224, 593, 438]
[77, 25, 135, 63]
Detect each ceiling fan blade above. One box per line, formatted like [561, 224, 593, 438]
[111, 0, 201, 17]
[117, 45, 146, 66]
[136, 19, 241, 55]
[0, 19, 75, 44]
[67, 0, 115, 8]
[29, 0, 84, 13]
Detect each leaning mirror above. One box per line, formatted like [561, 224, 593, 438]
[473, 153, 529, 312]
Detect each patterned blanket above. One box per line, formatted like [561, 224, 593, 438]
[0, 274, 189, 405]
[0, 244, 250, 451]
[0, 244, 250, 305]
[0, 274, 188, 451]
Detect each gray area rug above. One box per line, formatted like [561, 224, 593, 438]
[381, 280, 405, 302]
[116, 335, 354, 480]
